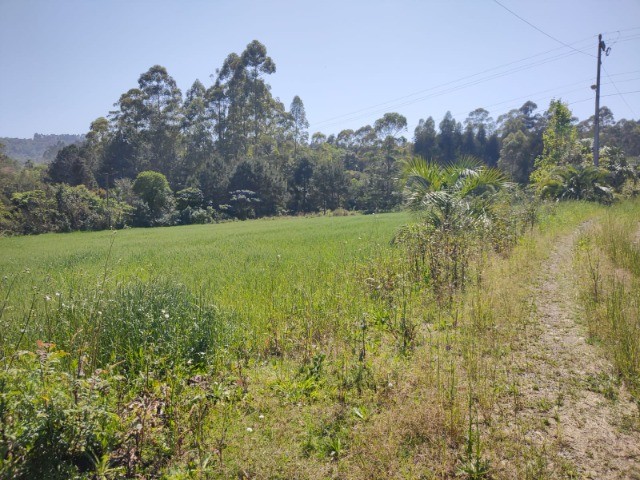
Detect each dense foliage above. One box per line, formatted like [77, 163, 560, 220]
[1, 41, 639, 236]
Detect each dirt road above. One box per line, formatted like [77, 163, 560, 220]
[515, 226, 640, 478]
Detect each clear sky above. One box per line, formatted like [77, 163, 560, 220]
[1, 0, 639, 139]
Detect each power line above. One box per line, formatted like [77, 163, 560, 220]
[602, 26, 640, 35]
[602, 69, 640, 78]
[602, 65, 637, 116]
[607, 33, 640, 44]
[604, 91, 639, 96]
[452, 77, 640, 119]
[312, 48, 588, 130]
[569, 91, 640, 106]
[309, 34, 597, 129]
[492, 0, 595, 57]
[308, 23, 638, 132]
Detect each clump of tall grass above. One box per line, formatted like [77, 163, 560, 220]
[3, 279, 240, 376]
[0, 272, 249, 478]
[575, 201, 640, 399]
[393, 183, 540, 305]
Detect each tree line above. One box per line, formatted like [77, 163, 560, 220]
[1, 39, 639, 235]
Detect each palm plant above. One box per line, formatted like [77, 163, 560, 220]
[396, 156, 509, 301]
[401, 156, 509, 230]
[540, 165, 613, 204]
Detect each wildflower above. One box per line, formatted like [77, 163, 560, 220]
[164, 313, 170, 319]
[258, 414, 264, 419]
[44, 295, 51, 302]
[246, 427, 253, 433]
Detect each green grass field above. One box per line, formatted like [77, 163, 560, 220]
[1, 212, 409, 350]
[2, 204, 639, 479]
[0, 212, 410, 284]
[1, 212, 421, 478]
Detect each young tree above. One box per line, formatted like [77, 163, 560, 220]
[310, 132, 327, 148]
[539, 165, 612, 203]
[290, 95, 309, 159]
[182, 80, 214, 186]
[401, 156, 507, 228]
[374, 112, 407, 140]
[137, 65, 183, 183]
[461, 125, 477, 156]
[228, 159, 287, 217]
[464, 108, 495, 136]
[531, 100, 581, 184]
[413, 117, 438, 160]
[85, 117, 111, 180]
[311, 157, 349, 213]
[214, 41, 279, 159]
[438, 112, 461, 163]
[242, 40, 276, 148]
[498, 131, 531, 183]
[288, 156, 314, 213]
[366, 113, 408, 211]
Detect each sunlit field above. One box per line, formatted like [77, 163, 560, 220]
[3, 203, 640, 479]
[1, 212, 410, 350]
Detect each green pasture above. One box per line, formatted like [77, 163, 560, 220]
[0, 212, 410, 353]
[1, 213, 409, 280]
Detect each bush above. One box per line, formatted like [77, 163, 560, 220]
[132, 171, 175, 226]
[0, 344, 121, 479]
[10, 189, 61, 234]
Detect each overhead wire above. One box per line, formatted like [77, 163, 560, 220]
[452, 76, 640, 119]
[569, 91, 640, 106]
[309, 34, 597, 129]
[602, 65, 637, 116]
[601, 69, 640, 78]
[491, 0, 594, 57]
[312, 48, 590, 130]
[602, 26, 640, 35]
[605, 33, 640, 44]
[307, 10, 638, 132]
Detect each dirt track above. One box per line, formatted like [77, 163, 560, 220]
[514, 226, 640, 478]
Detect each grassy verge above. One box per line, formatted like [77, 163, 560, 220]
[575, 200, 640, 401]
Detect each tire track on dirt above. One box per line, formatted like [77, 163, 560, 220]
[517, 225, 640, 479]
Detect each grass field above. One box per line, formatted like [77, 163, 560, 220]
[0, 213, 408, 346]
[2, 204, 639, 479]
[0, 212, 410, 285]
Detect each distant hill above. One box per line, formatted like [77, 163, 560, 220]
[0, 133, 85, 163]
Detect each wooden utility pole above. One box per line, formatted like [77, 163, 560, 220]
[593, 34, 606, 167]
[105, 172, 111, 229]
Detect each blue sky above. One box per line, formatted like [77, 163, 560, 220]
[1, 0, 639, 139]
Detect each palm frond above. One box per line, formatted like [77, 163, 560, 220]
[401, 156, 510, 228]
[401, 157, 444, 192]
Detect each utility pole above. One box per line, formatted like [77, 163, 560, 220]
[105, 172, 111, 229]
[593, 34, 607, 167]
